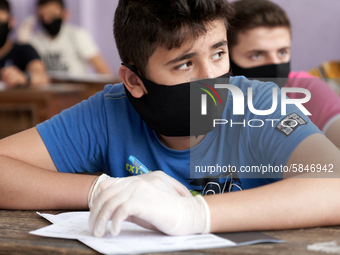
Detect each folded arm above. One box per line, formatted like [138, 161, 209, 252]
[89, 133, 340, 236]
[88, 55, 112, 75]
[0, 127, 96, 210]
[324, 118, 340, 149]
[26, 59, 50, 87]
[1, 60, 50, 88]
[206, 133, 340, 233]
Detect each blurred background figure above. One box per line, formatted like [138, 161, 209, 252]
[18, 0, 112, 76]
[0, 0, 49, 88]
[228, 0, 340, 148]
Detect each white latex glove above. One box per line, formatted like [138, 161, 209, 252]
[88, 171, 210, 237]
[87, 171, 191, 210]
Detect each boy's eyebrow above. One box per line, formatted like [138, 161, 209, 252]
[279, 46, 291, 51]
[165, 40, 228, 66]
[211, 40, 228, 49]
[246, 46, 291, 54]
[166, 52, 197, 66]
[246, 50, 266, 54]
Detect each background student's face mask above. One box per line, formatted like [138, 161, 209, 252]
[123, 63, 231, 137]
[0, 22, 10, 48]
[230, 58, 291, 88]
[40, 17, 62, 36]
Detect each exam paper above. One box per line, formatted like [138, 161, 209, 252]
[31, 212, 283, 255]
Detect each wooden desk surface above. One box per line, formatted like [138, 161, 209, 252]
[1, 210, 339, 255]
[50, 73, 121, 99]
[0, 84, 87, 139]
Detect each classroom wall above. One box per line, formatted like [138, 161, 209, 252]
[9, 0, 340, 75]
[270, 0, 340, 72]
[10, 0, 119, 75]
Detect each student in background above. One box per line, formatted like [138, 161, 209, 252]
[228, 0, 340, 148]
[1, 0, 340, 238]
[0, 0, 49, 88]
[19, 0, 111, 75]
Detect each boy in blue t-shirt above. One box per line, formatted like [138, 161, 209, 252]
[1, 0, 340, 238]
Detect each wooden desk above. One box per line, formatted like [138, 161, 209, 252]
[1, 210, 340, 255]
[0, 84, 86, 139]
[50, 72, 121, 99]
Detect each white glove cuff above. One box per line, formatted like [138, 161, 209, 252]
[88, 173, 111, 210]
[196, 195, 211, 234]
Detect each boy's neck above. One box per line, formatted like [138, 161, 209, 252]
[157, 134, 205, 151]
[0, 40, 13, 59]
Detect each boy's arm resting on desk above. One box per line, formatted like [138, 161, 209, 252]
[0, 60, 50, 88]
[0, 127, 96, 210]
[88, 55, 112, 75]
[27, 59, 50, 87]
[89, 133, 340, 237]
[324, 118, 340, 149]
[206, 133, 340, 233]
[1, 66, 28, 88]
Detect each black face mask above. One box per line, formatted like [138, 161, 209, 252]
[123, 63, 231, 137]
[0, 22, 10, 48]
[40, 17, 62, 36]
[230, 58, 291, 88]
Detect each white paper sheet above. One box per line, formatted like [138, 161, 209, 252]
[31, 212, 283, 255]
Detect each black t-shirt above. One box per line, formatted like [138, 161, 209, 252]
[0, 43, 40, 72]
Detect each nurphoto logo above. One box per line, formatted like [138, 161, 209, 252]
[199, 83, 311, 129]
[201, 84, 311, 116]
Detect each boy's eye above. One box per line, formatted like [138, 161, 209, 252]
[175, 61, 192, 71]
[212, 51, 225, 61]
[278, 49, 287, 57]
[251, 52, 261, 60]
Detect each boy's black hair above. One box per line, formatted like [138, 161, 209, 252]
[114, 0, 234, 76]
[228, 0, 291, 49]
[36, 0, 65, 9]
[0, 0, 10, 14]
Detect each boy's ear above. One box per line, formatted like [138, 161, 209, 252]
[9, 16, 15, 29]
[62, 9, 69, 21]
[119, 65, 147, 98]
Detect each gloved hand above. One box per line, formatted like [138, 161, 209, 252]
[88, 171, 210, 237]
[87, 171, 192, 209]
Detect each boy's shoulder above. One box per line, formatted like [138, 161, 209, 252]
[63, 23, 84, 32]
[288, 70, 314, 79]
[102, 82, 126, 98]
[62, 23, 93, 38]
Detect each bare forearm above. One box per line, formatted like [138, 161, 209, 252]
[30, 71, 50, 87]
[89, 55, 112, 74]
[27, 60, 50, 87]
[206, 177, 340, 233]
[0, 156, 96, 210]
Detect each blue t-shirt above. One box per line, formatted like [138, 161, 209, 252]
[37, 76, 321, 195]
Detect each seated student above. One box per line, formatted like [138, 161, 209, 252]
[19, 0, 111, 75]
[228, 0, 340, 148]
[1, 0, 340, 238]
[0, 0, 49, 88]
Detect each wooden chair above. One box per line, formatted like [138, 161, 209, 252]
[320, 61, 340, 79]
[308, 60, 340, 96]
[308, 67, 323, 78]
[309, 60, 340, 79]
